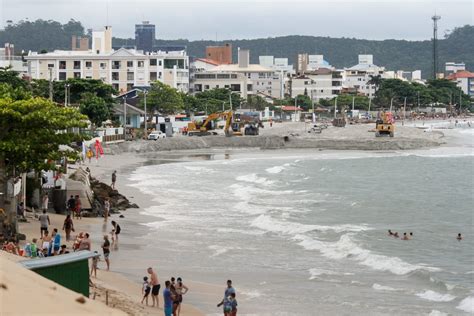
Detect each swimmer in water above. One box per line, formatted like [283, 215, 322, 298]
[393, 232, 399, 238]
[402, 232, 409, 240]
[457, 233, 462, 241]
[410, 232, 413, 238]
[388, 229, 393, 236]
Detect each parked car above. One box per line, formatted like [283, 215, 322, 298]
[147, 131, 166, 140]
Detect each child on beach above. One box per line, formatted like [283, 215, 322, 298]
[90, 252, 99, 278]
[141, 276, 151, 305]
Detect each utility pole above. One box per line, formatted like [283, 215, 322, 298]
[459, 91, 462, 114]
[334, 97, 338, 119]
[294, 97, 297, 122]
[123, 97, 127, 139]
[48, 68, 53, 101]
[432, 14, 441, 79]
[403, 97, 407, 125]
[144, 91, 148, 139]
[64, 84, 67, 107]
[229, 91, 232, 111]
[368, 97, 372, 115]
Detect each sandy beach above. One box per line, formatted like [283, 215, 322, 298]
[5, 120, 471, 315]
[13, 209, 205, 316]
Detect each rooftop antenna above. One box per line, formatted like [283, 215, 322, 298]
[432, 14, 441, 79]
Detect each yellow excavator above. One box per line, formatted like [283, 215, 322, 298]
[375, 111, 395, 137]
[187, 111, 235, 136]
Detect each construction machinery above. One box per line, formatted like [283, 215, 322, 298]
[375, 111, 395, 137]
[187, 111, 234, 136]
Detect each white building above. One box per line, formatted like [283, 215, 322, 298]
[290, 68, 343, 101]
[445, 62, 466, 75]
[191, 49, 280, 99]
[25, 26, 190, 93]
[297, 54, 332, 74]
[342, 54, 385, 98]
[447, 70, 474, 97]
[0, 43, 28, 76]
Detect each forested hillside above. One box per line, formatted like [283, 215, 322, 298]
[1, 19, 472, 78]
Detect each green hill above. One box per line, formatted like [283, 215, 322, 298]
[1, 19, 472, 78]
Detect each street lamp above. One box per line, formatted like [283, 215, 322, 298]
[64, 83, 70, 107]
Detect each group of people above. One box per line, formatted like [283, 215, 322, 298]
[143, 268, 191, 316]
[66, 195, 83, 219]
[388, 230, 464, 241]
[387, 230, 413, 240]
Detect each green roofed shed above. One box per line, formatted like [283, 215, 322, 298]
[20, 250, 98, 297]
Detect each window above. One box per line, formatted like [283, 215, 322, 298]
[216, 85, 219, 88]
[216, 74, 230, 79]
[73, 61, 81, 69]
[164, 59, 184, 69]
[85, 76, 92, 79]
[150, 59, 157, 66]
[127, 83, 134, 91]
[127, 72, 134, 81]
[100, 62, 106, 69]
[112, 72, 119, 80]
[158, 60, 162, 66]
[112, 61, 121, 69]
[150, 72, 157, 81]
[137, 61, 145, 68]
[85, 61, 92, 68]
[204, 85, 210, 90]
[73, 72, 81, 78]
[230, 84, 241, 92]
[127, 61, 133, 68]
[194, 84, 202, 92]
[59, 61, 66, 69]
[247, 84, 253, 91]
[59, 72, 66, 80]
[158, 72, 162, 78]
[47, 63, 54, 68]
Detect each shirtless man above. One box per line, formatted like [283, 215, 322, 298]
[147, 267, 161, 308]
[79, 233, 91, 251]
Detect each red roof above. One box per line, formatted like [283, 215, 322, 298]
[195, 58, 220, 66]
[282, 106, 303, 111]
[446, 70, 474, 80]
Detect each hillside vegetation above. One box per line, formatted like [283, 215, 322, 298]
[1, 19, 472, 78]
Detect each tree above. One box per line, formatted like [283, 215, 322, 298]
[195, 88, 244, 112]
[246, 95, 271, 111]
[0, 86, 87, 237]
[141, 81, 184, 114]
[79, 92, 110, 128]
[367, 75, 383, 94]
[0, 66, 27, 90]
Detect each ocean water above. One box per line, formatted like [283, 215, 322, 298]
[120, 130, 473, 315]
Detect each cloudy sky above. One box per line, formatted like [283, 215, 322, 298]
[1, 0, 473, 40]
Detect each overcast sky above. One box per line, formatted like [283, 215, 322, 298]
[1, 0, 473, 41]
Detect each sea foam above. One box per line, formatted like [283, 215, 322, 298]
[457, 296, 474, 313]
[415, 290, 455, 302]
[236, 173, 275, 186]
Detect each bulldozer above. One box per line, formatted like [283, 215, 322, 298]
[375, 111, 395, 137]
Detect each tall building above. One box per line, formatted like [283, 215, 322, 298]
[205, 43, 232, 65]
[135, 21, 155, 53]
[25, 26, 189, 93]
[445, 62, 466, 75]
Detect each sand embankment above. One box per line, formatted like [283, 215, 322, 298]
[104, 123, 443, 154]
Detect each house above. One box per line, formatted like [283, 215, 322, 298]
[112, 102, 145, 129]
[280, 105, 303, 121]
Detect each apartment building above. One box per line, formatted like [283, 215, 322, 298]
[290, 68, 343, 101]
[205, 43, 232, 65]
[342, 54, 384, 98]
[445, 62, 465, 75]
[191, 49, 278, 99]
[446, 70, 474, 96]
[25, 26, 189, 93]
[0, 43, 28, 75]
[296, 54, 331, 74]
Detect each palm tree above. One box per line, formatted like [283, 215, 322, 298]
[367, 75, 383, 94]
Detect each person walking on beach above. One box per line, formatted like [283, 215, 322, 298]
[141, 276, 151, 305]
[74, 195, 82, 219]
[52, 228, 61, 255]
[147, 267, 161, 308]
[104, 198, 110, 222]
[42, 193, 49, 212]
[175, 277, 189, 316]
[67, 195, 75, 216]
[38, 210, 50, 238]
[62, 215, 74, 241]
[111, 221, 121, 241]
[217, 280, 236, 315]
[102, 235, 110, 271]
[41, 231, 52, 257]
[90, 251, 99, 278]
[163, 280, 175, 316]
[111, 171, 117, 190]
